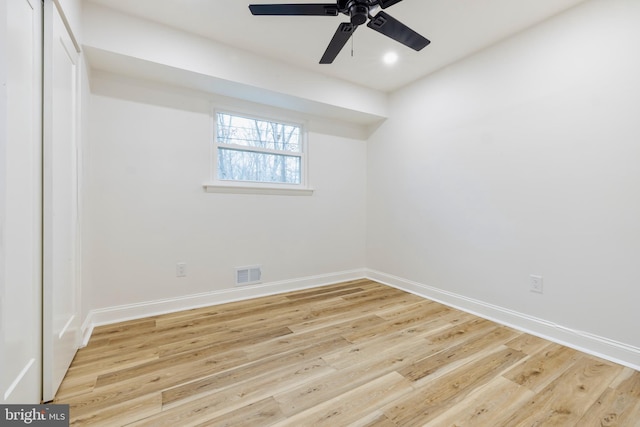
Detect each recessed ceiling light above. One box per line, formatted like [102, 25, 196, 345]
[383, 52, 398, 65]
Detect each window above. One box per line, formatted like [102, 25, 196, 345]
[214, 111, 306, 187]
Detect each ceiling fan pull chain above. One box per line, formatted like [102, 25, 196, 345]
[351, 32, 354, 57]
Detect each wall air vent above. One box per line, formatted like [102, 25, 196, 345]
[235, 265, 262, 286]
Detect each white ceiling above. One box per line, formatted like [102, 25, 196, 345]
[84, 0, 587, 93]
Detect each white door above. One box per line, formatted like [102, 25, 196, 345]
[42, 0, 81, 402]
[0, 0, 43, 404]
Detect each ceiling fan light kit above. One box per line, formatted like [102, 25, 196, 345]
[248, 0, 430, 64]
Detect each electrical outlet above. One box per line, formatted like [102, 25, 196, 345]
[529, 274, 543, 294]
[176, 262, 187, 278]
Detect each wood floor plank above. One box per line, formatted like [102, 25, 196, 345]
[575, 367, 640, 426]
[161, 335, 351, 407]
[88, 318, 158, 339]
[349, 412, 397, 427]
[425, 376, 534, 426]
[284, 287, 367, 302]
[68, 340, 160, 367]
[273, 315, 478, 418]
[499, 356, 624, 426]
[274, 347, 414, 417]
[54, 280, 640, 426]
[155, 316, 303, 358]
[54, 376, 98, 401]
[272, 372, 414, 427]
[65, 348, 160, 378]
[375, 299, 451, 324]
[151, 295, 290, 329]
[576, 386, 640, 427]
[64, 348, 250, 418]
[283, 280, 373, 301]
[93, 327, 291, 388]
[502, 342, 581, 393]
[505, 332, 553, 355]
[612, 368, 640, 398]
[398, 323, 516, 382]
[383, 346, 527, 426]
[287, 289, 414, 334]
[342, 305, 470, 344]
[69, 393, 162, 427]
[193, 397, 286, 427]
[322, 323, 448, 371]
[243, 314, 387, 361]
[128, 359, 336, 426]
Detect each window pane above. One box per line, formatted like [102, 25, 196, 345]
[217, 112, 301, 153]
[218, 148, 301, 184]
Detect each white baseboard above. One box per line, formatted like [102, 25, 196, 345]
[80, 268, 366, 347]
[80, 267, 640, 371]
[365, 269, 640, 371]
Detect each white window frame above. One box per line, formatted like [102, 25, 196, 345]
[204, 108, 313, 196]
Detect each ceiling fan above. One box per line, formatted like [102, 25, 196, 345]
[248, 0, 430, 64]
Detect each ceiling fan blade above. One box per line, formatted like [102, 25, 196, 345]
[367, 11, 430, 51]
[320, 22, 356, 64]
[249, 3, 339, 16]
[378, 0, 404, 9]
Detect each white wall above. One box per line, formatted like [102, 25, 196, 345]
[367, 0, 640, 366]
[83, 73, 367, 317]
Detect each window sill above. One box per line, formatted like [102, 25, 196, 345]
[203, 183, 314, 196]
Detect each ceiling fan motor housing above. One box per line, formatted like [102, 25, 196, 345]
[349, 3, 369, 26]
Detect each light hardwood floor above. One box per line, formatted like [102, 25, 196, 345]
[55, 279, 640, 426]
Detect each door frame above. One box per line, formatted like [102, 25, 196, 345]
[42, 0, 82, 402]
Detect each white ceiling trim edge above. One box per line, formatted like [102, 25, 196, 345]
[82, 2, 388, 126]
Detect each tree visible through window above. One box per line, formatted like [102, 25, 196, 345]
[216, 112, 303, 185]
